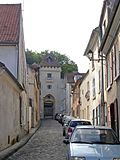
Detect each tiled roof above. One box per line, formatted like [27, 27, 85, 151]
[0, 4, 21, 44]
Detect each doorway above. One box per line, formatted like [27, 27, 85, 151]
[44, 102, 53, 118]
[44, 94, 55, 119]
[110, 99, 119, 138]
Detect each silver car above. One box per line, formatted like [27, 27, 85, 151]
[62, 116, 74, 136]
[65, 118, 92, 138]
[63, 125, 120, 160]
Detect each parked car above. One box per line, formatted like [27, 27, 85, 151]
[63, 125, 120, 160]
[62, 115, 70, 125]
[65, 118, 92, 138]
[62, 116, 74, 136]
[54, 113, 64, 123]
[54, 113, 59, 120]
[57, 114, 64, 124]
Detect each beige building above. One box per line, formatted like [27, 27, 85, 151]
[71, 78, 81, 118]
[39, 54, 66, 119]
[65, 72, 84, 116]
[0, 4, 41, 150]
[0, 62, 23, 151]
[27, 64, 40, 129]
[79, 71, 91, 121]
[0, 4, 29, 135]
[99, 0, 120, 137]
[84, 27, 107, 125]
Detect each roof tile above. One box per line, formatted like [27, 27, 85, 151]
[0, 4, 21, 44]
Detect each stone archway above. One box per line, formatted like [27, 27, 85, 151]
[44, 94, 55, 118]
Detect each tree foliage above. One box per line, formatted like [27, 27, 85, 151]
[25, 49, 78, 73]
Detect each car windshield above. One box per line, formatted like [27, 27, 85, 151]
[70, 121, 91, 127]
[71, 128, 119, 144]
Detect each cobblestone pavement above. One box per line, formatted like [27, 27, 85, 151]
[6, 119, 66, 160]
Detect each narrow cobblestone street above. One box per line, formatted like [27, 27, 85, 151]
[6, 119, 66, 160]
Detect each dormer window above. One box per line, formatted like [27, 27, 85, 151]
[47, 57, 53, 63]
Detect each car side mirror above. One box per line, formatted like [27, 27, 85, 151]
[63, 139, 70, 144]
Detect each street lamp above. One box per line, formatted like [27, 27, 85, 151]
[87, 49, 106, 126]
[87, 49, 106, 61]
[87, 50, 93, 61]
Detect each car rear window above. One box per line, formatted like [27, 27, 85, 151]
[70, 121, 91, 127]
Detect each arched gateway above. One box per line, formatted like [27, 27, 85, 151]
[44, 94, 55, 118]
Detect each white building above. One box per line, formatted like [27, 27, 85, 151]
[0, 4, 28, 138]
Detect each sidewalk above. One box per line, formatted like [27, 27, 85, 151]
[0, 122, 41, 160]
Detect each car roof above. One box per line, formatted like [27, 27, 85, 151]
[75, 125, 112, 130]
[70, 118, 91, 122]
[63, 115, 73, 118]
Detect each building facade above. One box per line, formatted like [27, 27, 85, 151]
[27, 64, 40, 129]
[0, 4, 29, 135]
[39, 54, 66, 119]
[99, 0, 120, 137]
[79, 71, 91, 121]
[84, 27, 107, 125]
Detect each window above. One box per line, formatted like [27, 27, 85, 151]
[106, 54, 111, 88]
[118, 51, 120, 75]
[92, 78, 96, 98]
[92, 53, 95, 69]
[29, 98, 32, 106]
[47, 73, 52, 79]
[113, 39, 120, 78]
[87, 106, 89, 120]
[110, 49, 113, 84]
[47, 57, 53, 63]
[113, 44, 117, 78]
[96, 105, 101, 125]
[98, 70, 101, 92]
[19, 96, 22, 125]
[93, 109, 95, 125]
[47, 85, 52, 89]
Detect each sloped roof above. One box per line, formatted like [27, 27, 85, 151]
[40, 54, 61, 67]
[0, 4, 21, 44]
[65, 72, 85, 83]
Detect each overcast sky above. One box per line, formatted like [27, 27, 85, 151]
[1, 0, 103, 72]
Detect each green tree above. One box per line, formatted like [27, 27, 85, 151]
[25, 49, 41, 64]
[25, 49, 78, 73]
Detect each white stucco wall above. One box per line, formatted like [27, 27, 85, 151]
[0, 46, 18, 78]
